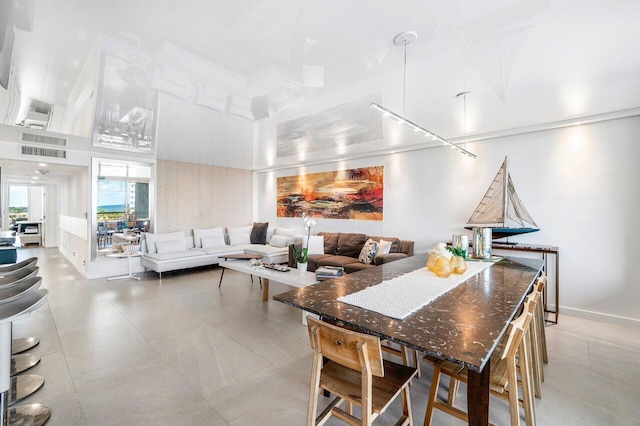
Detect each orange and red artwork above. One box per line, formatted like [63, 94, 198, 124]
[277, 166, 383, 221]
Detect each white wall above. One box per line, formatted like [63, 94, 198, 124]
[58, 167, 89, 275]
[254, 115, 640, 326]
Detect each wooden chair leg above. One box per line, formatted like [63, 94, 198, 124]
[447, 376, 459, 406]
[519, 337, 537, 426]
[307, 354, 322, 426]
[529, 310, 543, 398]
[424, 366, 441, 426]
[401, 384, 412, 425]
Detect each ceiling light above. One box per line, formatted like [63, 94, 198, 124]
[370, 31, 476, 159]
[31, 176, 39, 179]
[38, 163, 47, 166]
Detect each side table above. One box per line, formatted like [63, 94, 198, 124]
[107, 252, 142, 281]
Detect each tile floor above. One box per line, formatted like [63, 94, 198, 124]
[10, 247, 640, 425]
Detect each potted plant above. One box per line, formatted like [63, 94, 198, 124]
[294, 213, 316, 274]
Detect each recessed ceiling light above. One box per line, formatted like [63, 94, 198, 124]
[38, 163, 47, 167]
[30, 181, 35, 184]
[31, 176, 39, 180]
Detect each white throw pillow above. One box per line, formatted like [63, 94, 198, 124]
[229, 233, 251, 245]
[303, 235, 324, 255]
[193, 227, 224, 248]
[269, 235, 288, 248]
[144, 231, 185, 254]
[155, 240, 186, 254]
[266, 227, 276, 244]
[358, 239, 378, 265]
[275, 227, 296, 245]
[201, 235, 226, 249]
[377, 239, 392, 255]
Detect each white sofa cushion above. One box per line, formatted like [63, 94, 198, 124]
[227, 225, 252, 235]
[193, 227, 225, 248]
[303, 235, 324, 254]
[229, 234, 250, 245]
[275, 228, 295, 245]
[201, 235, 226, 249]
[266, 227, 276, 243]
[144, 251, 207, 261]
[204, 246, 242, 255]
[244, 244, 289, 256]
[144, 231, 185, 254]
[155, 240, 186, 254]
[269, 235, 288, 248]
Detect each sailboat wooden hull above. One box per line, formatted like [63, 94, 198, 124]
[465, 227, 540, 239]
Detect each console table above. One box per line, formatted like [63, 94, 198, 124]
[492, 243, 559, 324]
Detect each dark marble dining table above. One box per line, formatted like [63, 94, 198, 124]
[273, 253, 544, 426]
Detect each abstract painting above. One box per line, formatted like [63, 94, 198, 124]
[277, 166, 383, 221]
[276, 93, 383, 157]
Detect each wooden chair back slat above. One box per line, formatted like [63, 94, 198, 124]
[307, 316, 384, 377]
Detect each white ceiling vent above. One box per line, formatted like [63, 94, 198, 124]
[21, 145, 67, 159]
[20, 132, 67, 147]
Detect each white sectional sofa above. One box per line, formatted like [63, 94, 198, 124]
[140, 226, 295, 278]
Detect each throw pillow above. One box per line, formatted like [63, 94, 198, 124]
[201, 235, 226, 249]
[269, 235, 288, 248]
[193, 227, 224, 248]
[229, 233, 250, 245]
[303, 235, 325, 255]
[275, 227, 296, 245]
[143, 231, 185, 254]
[377, 239, 392, 255]
[155, 240, 186, 254]
[357, 239, 378, 265]
[250, 222, 269, 244]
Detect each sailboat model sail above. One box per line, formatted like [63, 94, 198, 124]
[466, 157, 539, 239]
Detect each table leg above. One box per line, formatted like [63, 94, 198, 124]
[555, 252, 559, 324]
[467, 365, 490, 426]
[218, 267, 226, 287]
[261, 278, 269, 302]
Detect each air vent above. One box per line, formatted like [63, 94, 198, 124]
[21, 145, 67, 159]
[20, 132, 67, 146]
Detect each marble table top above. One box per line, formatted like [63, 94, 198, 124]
[273, 253, 544, 372]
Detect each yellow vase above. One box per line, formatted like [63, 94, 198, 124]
[433, 256, 453, 278]
[450, 255, 467, 274]
[426, 253, 438, 272]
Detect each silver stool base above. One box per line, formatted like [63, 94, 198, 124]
[11, 354, 41, 376]
[8, 403, 51, 426]
[9, 375, 45, 406]
[12, 338, 39, 355]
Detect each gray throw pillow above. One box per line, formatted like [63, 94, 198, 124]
[250, 222, 269, 244]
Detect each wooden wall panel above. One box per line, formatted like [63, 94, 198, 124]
[156, 160, 252, 234]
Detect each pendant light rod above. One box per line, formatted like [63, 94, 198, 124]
[370, 103, 477, 158]
[372, 31, 477, 159]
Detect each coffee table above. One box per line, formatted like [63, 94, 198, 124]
[218, 254, 264, 287]
[218, 260, 318, 302]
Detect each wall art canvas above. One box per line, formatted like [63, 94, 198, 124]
[277, 166, 383, 221]
[276, 93, 383, 158]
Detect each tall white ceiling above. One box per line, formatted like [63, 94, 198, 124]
[6, 0, 640, 137]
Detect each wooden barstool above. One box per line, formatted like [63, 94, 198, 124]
[306, 317, 417, 425]
[423, 299, 537, 426]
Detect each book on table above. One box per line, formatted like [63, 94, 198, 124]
[316, 266, 343, 281]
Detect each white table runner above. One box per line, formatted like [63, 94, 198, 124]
[337, 262, 494, 320]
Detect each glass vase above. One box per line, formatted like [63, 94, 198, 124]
[450, 255, 467, 274]
[433, 256, 453, 278]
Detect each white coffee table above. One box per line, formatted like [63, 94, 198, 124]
[218, 260, 319, 324]
[107, 252, 142, 281]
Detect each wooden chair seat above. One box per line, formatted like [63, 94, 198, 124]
[320, 359, 417, 414]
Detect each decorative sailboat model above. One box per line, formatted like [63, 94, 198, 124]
[466, 157, 539, 240]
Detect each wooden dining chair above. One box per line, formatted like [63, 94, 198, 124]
[423, 299, 537, 426]
[381, 341, 421, 379]
[535, 273, 548, 364]
[306, 316, 417, 426]
[526, 274, 547, 399]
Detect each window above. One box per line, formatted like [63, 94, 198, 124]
[9, 185, 29, 224]
[96, 162, 151, 221]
